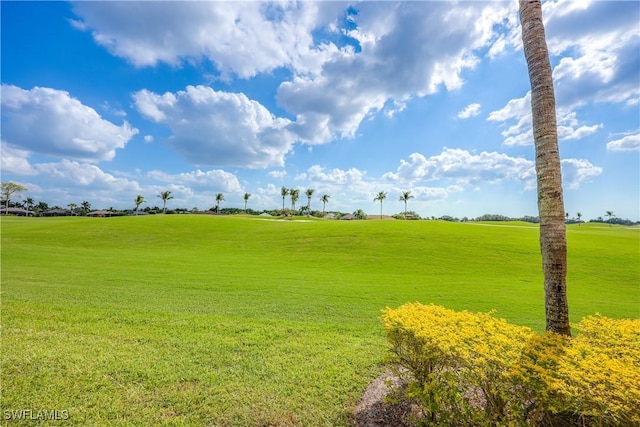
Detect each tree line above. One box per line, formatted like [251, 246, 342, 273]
[2, 181, 634, 224]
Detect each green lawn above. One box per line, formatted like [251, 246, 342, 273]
[1, 216, 638, 425]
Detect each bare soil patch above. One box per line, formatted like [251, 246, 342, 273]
[353, 369, 417, 426]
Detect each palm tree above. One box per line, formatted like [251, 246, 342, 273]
[320, 194, 330, 215]
[243, 192, 251, 212]
[80, 200, 91, 216]
[605, 210, 615, 226]
[353, 209, 367, 220]
[157, 191, 173, 214]
[399, 191, 414, 219]
[23, 197, 35, 216]
[215, 193, 224, 215]
[374, 191, 387, 219]
[280, 186, 289, 215]
[68, 203, 77, 216]
[520, 0, 570, 336]
[576, 212, 582, 226]
[35, 201, 49, 216]
[305, 188, 315, 210]
[290, 188, 300, 212]
[134, 195, 145, 215]
[1, 182, 27, 214]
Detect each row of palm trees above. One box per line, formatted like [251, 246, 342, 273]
[374, 190, 415, 218]
[278, 187, 331, 215]
[141, 187, 415, 218]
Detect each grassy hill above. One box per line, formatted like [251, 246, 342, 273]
[2, 215, 638, 425]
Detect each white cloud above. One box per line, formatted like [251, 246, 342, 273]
[606, 133, 640, 152]
[143, 135, 154, 143]
[1, 85, 138, 162]
[383, 148, 536, 189]
[70, 2, 339, 79]
[133, 85, 297, 168]
[557, 111, 603, 140]
[543, 0, 640, 108]
[382, 148, 602, 193]
[268, 170, 288, 179]
[73, 2, 521, 146]
[33, 159, 137, 189]
[278, 2, 516, 144]
[560, 158, 602, 190]
[488, 93, 603, 146]
[457, 103, 481, 119]
[1, 143, 36, 175]
[147, 168, 243, 193]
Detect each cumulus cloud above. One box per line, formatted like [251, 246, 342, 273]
[488, 93, 602, 146]
[560, 158, 602, 190]
[278, 2, 517, 143]
[33, 159, 138, 190]
[544, 0, 640, 108]
[1, 143, 36, 175]
[69, 2, 342, 79]
[133, 85, 297, 168]
[557, 111, 603, 140]
[73, 2, 517, 145]
[381, 148, 602, 192]
[0, 85, 138, 162]
[383, 148, 536, 189]
[457, 103, 481, 119]
[606, 133, 640, 152]
[268, 170, 287, 179]
[147, 168, 243, 193]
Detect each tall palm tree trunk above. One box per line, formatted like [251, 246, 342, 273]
[520, 0, 570, 336]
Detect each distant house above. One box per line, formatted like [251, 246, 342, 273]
[259, 212, 272, 217]
[2, 207, 29, 216]
[87, 210, 114, 217]
[340, 214, 356, 220]
[323, 213, 337, 219]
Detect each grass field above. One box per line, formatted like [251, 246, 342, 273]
[1, 215, 638, 425]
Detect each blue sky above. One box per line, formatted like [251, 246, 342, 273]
[1, 1, 638, 220]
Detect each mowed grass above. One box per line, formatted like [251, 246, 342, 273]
[1, 215, 638, 425]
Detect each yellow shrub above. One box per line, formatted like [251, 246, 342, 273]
[555, 316, 640, 425]
[382, 304, 639, 426]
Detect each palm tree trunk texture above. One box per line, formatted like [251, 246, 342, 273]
[520, 0, 570, 336]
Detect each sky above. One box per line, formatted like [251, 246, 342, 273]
[1, 1, 639, 220]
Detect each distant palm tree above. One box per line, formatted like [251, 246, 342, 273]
[23, 197, 35, 216]
[605, 210, 615, 226]
[157, 191, 173, 214]
[134, 195, 145, 215]
[374, 191, 387, 219]
[280, 186, 289, 215]
[215, 193, 224, 214]
[68, 203, 77, 216]
[243, 192, 251, 212]
[305, 188, 315, 210]
[320, 194, 330, 215]
[576, 212, 582, 226]
[565, 212, 569, 222]
[399, 191, 414, 219]
[36, 201, 49, 216]
[353, 209, 367, 220]
[290, 188, 300, 212]
[80, 200, 91, 216]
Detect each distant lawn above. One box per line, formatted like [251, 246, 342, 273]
[2, 216, 638, 425]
